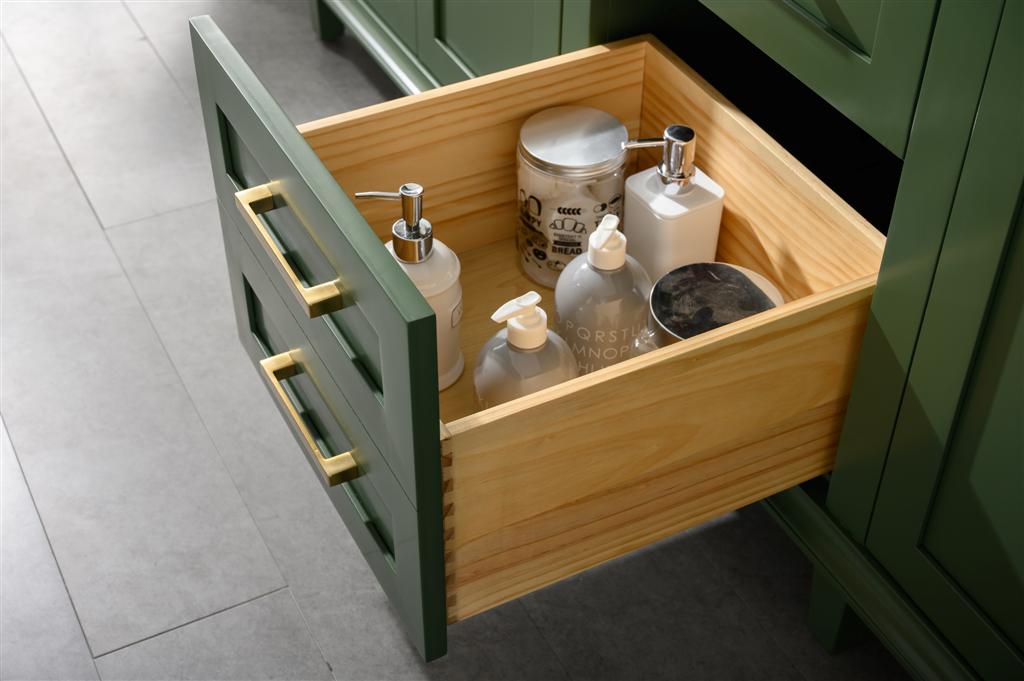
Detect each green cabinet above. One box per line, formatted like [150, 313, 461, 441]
[317, 0, 935, 156]
[363, 0, 417, 49]
[866, 6, 1023, 674]
[314, 0, 562, 89]
[872, 205, 1023, 679]
[290, 0, 1020, 674]
[791, 2, 1022, 678]
[698, 0, 936, 156]
[415, 0, 561, 83]
[312, 0, 660, 90]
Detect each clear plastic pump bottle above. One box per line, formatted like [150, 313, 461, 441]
[554, 215, 652, 374]
[473, 291, 578, 408]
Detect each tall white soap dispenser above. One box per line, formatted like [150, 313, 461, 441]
[554, 214, 652, 374]
[355, 183, 464, 390]
[473, 291, 578, 408]
[622, 125, 725, 282]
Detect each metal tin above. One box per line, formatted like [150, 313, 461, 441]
[633, 263, 784, 353]
[517, 106, 628, 288]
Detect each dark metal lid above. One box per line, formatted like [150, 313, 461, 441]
[518, 106, 628, 179]
[650, 263, 777, 339]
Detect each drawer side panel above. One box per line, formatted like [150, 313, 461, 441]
[640, 41, 884, 300]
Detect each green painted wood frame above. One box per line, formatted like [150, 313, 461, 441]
[190, 16, 447, 659]
[314, 0, 439, 94]
[220, 203, 444, 657]
[825, 0, 1005, 541]
[777, 1, 1019, 676]
[559, 0, 661, 52]
[698, 0, 936, 157]
[866, 0, 1024, 673]
[413, 0, 562, 84]
[766, 486, 976, 680]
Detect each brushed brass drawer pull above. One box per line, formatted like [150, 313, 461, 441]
[235, 183, 345, 318]
[259, 351, 358, 486]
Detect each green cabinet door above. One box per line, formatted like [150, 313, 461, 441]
[363, 0, 418, 48]
[866, 4, 1024, 676]
[414, 0, 562, 83]
[698, 0, 936, 157]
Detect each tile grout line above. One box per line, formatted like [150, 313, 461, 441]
[517, 600, 576, 681]
[2, 37, 104, 674]
[92, 586, 290, 661]
[111, 10, 353, 668]
[102, 226, 344, 672]
[0, 415, 103, 681]
[1, 34, 107, 236]
[105, 8, 407, 671]
[101, 5, 305, 607]
[3, 29, 311, 669]
[44, 1, 348, 663]
[120, 0, 197, 112]
[285, 585, 339, 681]
[103, 197, 216, 232]
[686, 515, 813, 681]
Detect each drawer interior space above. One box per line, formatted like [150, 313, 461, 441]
[297, 37, 886, 621]
[298, 36, 884, 425]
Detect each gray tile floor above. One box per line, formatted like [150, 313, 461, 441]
[0, 2, 910, 679]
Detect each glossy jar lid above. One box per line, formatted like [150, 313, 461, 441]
[650, 263, 783, 341]
[518, 106, 628, 179]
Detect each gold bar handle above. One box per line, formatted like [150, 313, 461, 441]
[235, 183, 345, 318]
[259, 351, 358, 486]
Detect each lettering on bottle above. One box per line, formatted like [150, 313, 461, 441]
[561, 319, 645, 373]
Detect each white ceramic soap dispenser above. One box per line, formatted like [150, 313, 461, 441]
[473, 291, 578, 408]
[554, 214, 652, 374]
[356, 183, 464, 390]
[621, 125, 725, 282]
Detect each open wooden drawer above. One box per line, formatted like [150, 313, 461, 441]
[192, 17, 885, 661]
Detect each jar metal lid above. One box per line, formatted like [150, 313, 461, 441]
[649, 263, 782, 341]
[518, 106, 628, 179]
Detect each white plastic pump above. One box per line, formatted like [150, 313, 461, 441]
[491, 291, 548, 350]
[587, 214, 627, 270]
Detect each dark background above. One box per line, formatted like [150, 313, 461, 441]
[649, 2, 902, 234]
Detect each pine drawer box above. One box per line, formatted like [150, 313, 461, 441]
[191, 16, 885, 660]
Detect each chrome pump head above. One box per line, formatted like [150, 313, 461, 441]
[622, 125, 697, 186]
[354, 183, 433, 263]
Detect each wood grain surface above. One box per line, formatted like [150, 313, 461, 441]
[300, 39, 646, 255]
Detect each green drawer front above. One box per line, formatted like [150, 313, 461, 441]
[191, 16, 439, 512]
[222, 131, 392, 467]
[221, 204, 446, 659]
[192, 17, 446, 659]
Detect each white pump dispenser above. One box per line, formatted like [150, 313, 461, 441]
[473, 291, 578, 408]
[587, 214, 627, 270]
[621, 125, 725, 282]
[555, 214, 652, 374]
[355, 183, 463, 391]
[490, 292, 548, 350]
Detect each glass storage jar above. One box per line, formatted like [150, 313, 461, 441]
[517, 106, 628, 288]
